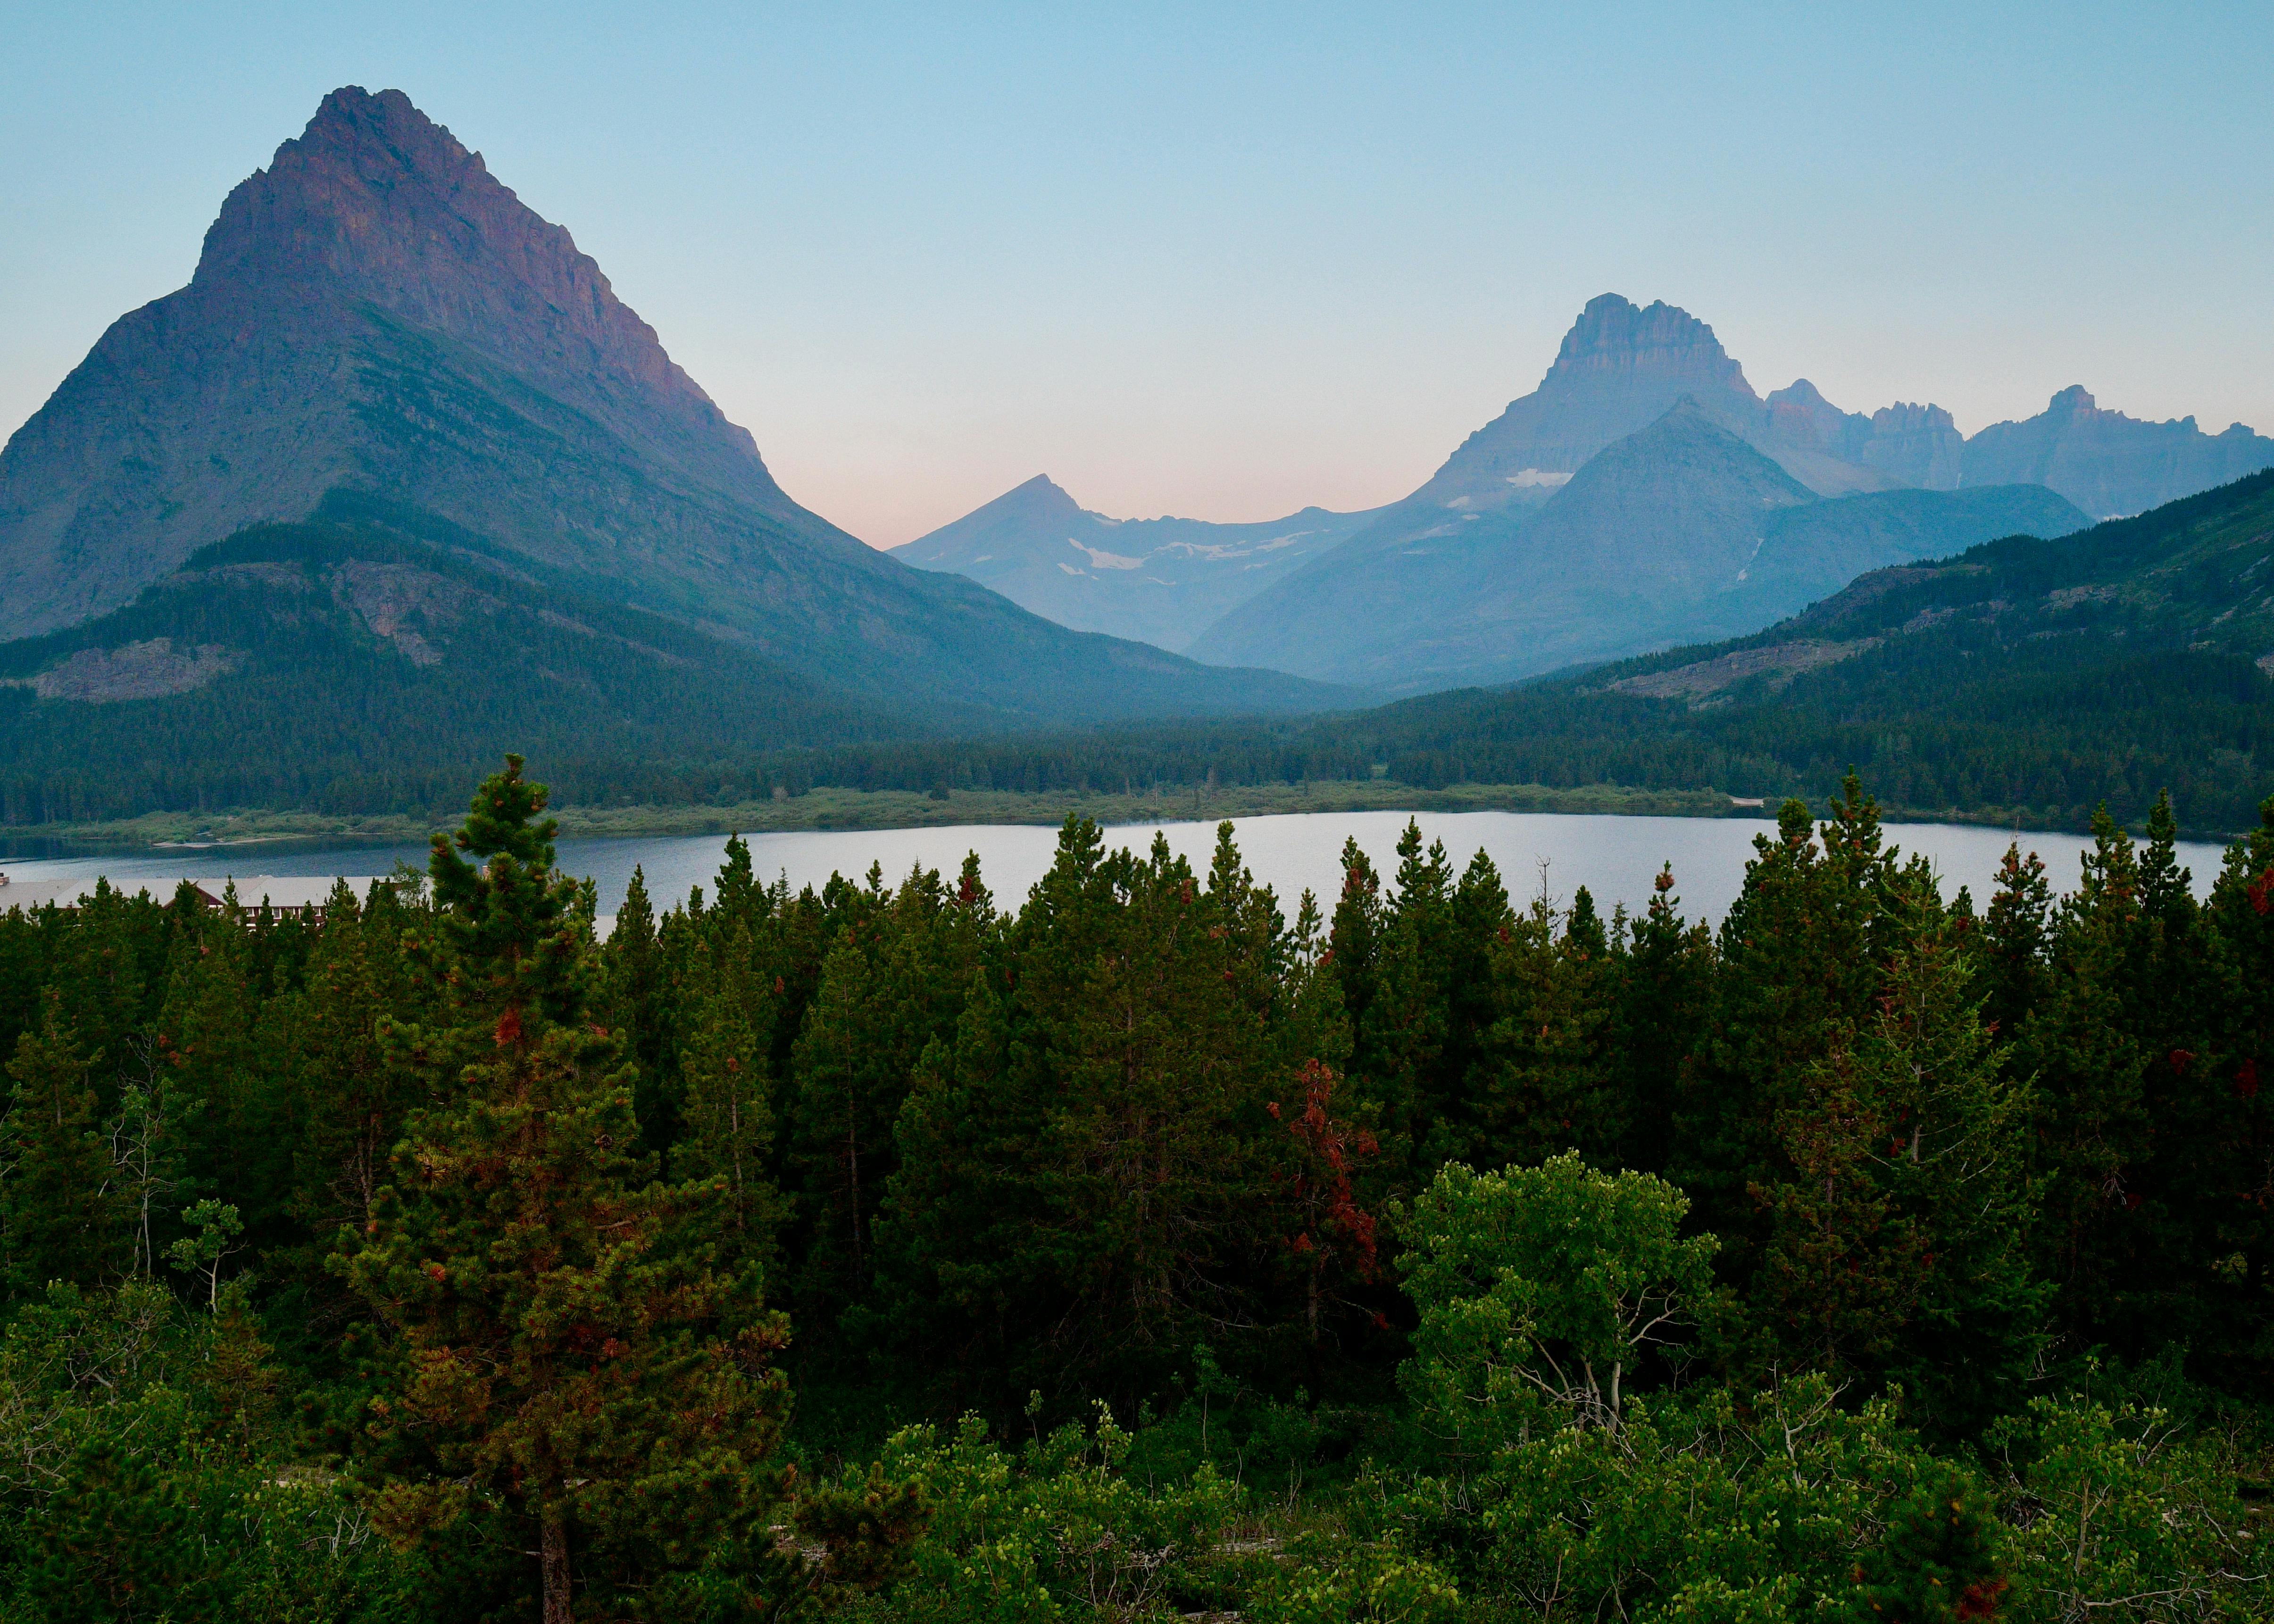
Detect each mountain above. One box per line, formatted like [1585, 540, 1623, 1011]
[891, 475, 1382, 651]
[1410, 295, 1916, 518]
[1412, 294, 1772, 512]
[940, 294, 2247, 699]
[1314, 468, 2274, 829]
[1190, 400, 2088, 691]
[1961, 386, 2274, 519]
[1177, 295, 2053, 691]
[1759, 382, 1968, 490]
[0, 87, 1342, 727]
[1729, 481, 2089, 627]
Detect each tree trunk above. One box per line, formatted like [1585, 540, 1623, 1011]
[541, 1499, 574, 1624]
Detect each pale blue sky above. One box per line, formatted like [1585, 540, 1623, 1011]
[5, 3, 2270, 545]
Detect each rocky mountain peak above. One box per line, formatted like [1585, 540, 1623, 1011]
[1415, 295, 1772, 509]
[999, 474, 1083, 518]
[190, 86, 719, 426]
[1768, 378, 1836, 410]
[1763, 379, 1858, 454]
[1542, 294, 1755, 399]
[0, 86, 806, 642]
[1963, 385, 2274, 517]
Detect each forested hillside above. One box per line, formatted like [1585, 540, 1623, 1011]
[0, 757, 2266, 1618]
[0, 497, 1342, 828]
[0, 505, 899, 824]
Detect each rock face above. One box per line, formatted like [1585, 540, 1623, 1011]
[1856, 403, 1964, 490]
[0, 88, 1342, 725]
[892, 474, 1380, 651]
[1755, 385, 1966, 489]
[1961, 387, 2274, 519]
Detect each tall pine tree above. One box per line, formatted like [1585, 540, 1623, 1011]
[338, 757, 791, 1623]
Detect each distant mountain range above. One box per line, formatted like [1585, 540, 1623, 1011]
[1960, 385, 2274, 520]
[0, 87, 1342, 741]
[1199, 400, 2089, 690]
[890, 476, 1383, 652]
[907, 293, 2269, 688]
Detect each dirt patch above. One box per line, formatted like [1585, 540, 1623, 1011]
[330, 561, 493, 664]
[20, 638, 244, 702]
[1610, 639, 1876, 700]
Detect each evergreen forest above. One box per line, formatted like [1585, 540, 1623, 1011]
[0, 756, 2269, 1622]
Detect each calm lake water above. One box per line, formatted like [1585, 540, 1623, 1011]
[0, 811, 2237, 927]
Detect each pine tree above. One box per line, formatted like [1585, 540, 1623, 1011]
[1346, 824, 1455, 1178]
[1849, 1461, 2009, 1624]
[1469, 887, 1620, 1170]
[165, 892, 295, 1258]
[44, 880, 163, 1096]
[1752, 1038, 1926, 1376]
[787, 862, 976, 1342]
[338, 757, 790, 1623]
[1611, 864, 1713, 1177]
[1269, 1058, 1380, 1368]
[1859, 912, 2045, 1428]
[1678, 783, 1897, 1281]
[276, 879, 421, 1321]
[1325, 837, 1386, 1051]
[2187, 791, 2274, 1388]
[2017, 807, 2154, 1346]
[21, 1436, 207, 1621]
[865, 966, 1031, 1406]
[2, 998, 127, 1292]
[1980, 844, 2052, 1044]
[675, 919, 789, 1274]
[1038, 831, 1274, 1392]
[596, 865, 677, 1153]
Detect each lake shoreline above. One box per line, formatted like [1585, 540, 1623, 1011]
[0, 779, 2243, 859]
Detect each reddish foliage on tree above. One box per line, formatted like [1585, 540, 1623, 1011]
[1270, 1059, 1381, 1346]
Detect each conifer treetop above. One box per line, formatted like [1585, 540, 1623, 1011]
[425, 754, 584, 1031]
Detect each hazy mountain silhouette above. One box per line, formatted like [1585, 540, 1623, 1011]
[1961, 386, 2274, 519]
[892, 475, 1383, 651]
[909, 295, 1969, 671]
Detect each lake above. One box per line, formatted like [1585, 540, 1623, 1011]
[0, 811, 2238, 927]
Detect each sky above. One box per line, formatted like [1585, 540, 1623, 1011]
[4, 4, 2271, 548]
